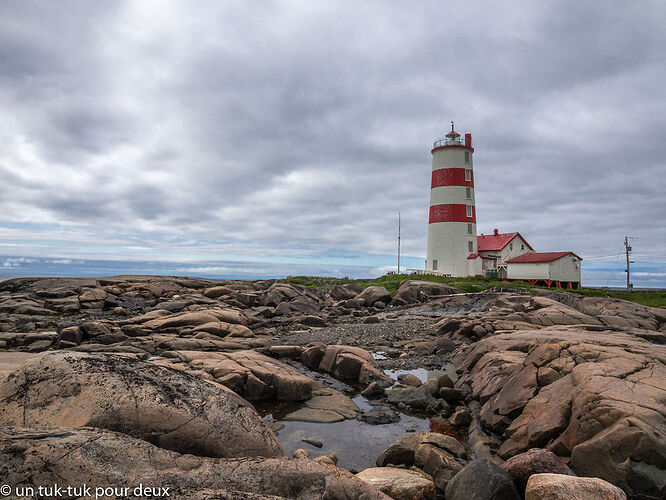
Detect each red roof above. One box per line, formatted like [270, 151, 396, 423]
[467, 253, 480, 259]
[446, 130, 460, 137]
[506, 252, 583, 264]
[477, 232, 534, 252]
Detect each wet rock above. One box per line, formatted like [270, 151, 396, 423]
[359, 405, 400, 425]
[0, 351, 282, 458]
[283, 387, 359, 423]
[387, 385, 442, 411]
[525, 473, 627, 500]
[364, 315, 381, 324]
[445, 459, 520, 500]
[356, 467, 436, 500]
[502, 448, 575, 492]
[303, 438, 323, 448]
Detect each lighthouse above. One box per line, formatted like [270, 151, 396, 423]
[426, 123, 480, 277]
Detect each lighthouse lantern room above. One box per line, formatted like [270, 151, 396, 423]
[426, 123, 481, 277]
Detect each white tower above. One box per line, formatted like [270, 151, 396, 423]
[425, 123, 478, 277]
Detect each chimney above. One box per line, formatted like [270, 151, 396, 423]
[465, 133, 472, 148]
[493, 228, 499, 236]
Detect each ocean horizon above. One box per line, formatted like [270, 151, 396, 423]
[2, 255, 664, 289]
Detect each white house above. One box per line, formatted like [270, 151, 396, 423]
[476, 229, 534, 278]
[506, 251, 582, 289]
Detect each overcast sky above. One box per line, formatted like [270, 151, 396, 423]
[1, 1, 665, 284]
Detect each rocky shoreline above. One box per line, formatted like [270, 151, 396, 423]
[0, 276, 664, 499]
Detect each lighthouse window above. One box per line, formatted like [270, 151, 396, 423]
[465, 151, 470, 163]
[466, 187, 472, 199]
[465, 169, 471, 181]
[432, 260, 438, 271]
[467, 223, 473, 235]
[466, 205, 473, 217]
[468, 241, 474, 252]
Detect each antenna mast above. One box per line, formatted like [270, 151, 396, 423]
[625, 236, 633, 292]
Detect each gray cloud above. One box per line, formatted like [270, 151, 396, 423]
[0, 0, 665, 278]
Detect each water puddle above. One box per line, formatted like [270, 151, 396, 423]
[258, 361, 464, 472]
[260, 392, 430, 472]
[383, 362, 458, 385]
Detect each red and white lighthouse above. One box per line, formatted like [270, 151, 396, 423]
[426, 123, 480, 276]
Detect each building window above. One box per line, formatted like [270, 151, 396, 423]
[521, 244, 524, 250]
[466, 205, 473, 217]
[468, 241, 474, 252]
[465, 169, 471, 181]
[466, 187, 472, 199]
[465, 151, 470, 163]
[467, 223, 473, 235]
[432, 259, 438, 270]
[510, 243, 513, 250]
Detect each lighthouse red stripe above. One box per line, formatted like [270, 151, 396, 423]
[429, 204, 476, 223]
[431, 168, 474, 188]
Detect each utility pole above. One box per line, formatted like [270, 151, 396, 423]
[625, 236, 633, 292]
[397, 212, 401, 274]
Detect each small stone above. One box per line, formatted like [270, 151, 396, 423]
[439, 387, 465, 402]
[293, 448, 310, 459]
[314, 455, 336, 466]
[303, 438, 323, 448]
[449, 409, 472, 427]
[361, 381, 386, 398]
[398, 373, 422, 387]
[438, 373, 454, 388]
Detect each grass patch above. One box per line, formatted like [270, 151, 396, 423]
[280, 274, 666, 308]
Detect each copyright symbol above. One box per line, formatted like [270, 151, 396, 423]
[0, 484, 11, 496]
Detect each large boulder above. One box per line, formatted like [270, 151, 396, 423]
[445, 459, 521, 500]
[1, 426, 390, 500]
[152, 350, 316, 401]
[525, 473, 627, 500]
[454, 328, 666, 499]
[318, 345, 391, 385]
[392, 280, 462, 305]
[501, 448, 575, 492]
[377, 432, 466, 490]
[356, 286, 392, 307]
[356, 467, 435, 500]
[0, 352, 282, 458]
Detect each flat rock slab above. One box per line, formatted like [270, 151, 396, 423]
[0, 351, 282, 459]
[525, 473, 627, 500]
[1, 426, 390, 500]
[0, 352, 42, 381]
[357, 467, 435, 500]
[283, 387, 359, 423]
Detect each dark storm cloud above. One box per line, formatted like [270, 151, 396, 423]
[0, 0, 664, 277]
